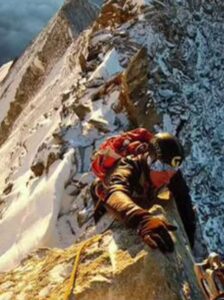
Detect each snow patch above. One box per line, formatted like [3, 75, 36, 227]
[89, 48, 123, 81]
[0, 149, 74, 272]
[0, 61, 13, 83]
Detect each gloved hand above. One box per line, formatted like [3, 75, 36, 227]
[138, 215, 177, 253]
[105, 191, 177, 253]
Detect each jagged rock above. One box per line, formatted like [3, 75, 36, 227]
[2, 183, 13, 195]
[73, 103, 92, 121]
[30, 142, 61, 177]
[79, 54, 88, 73]
[46, 152, 60, 173]
[93, 0, 133, 30]
[0, 0, 99, 147]
[121, 47, 161, 130]
[0, 201, 204, 300]
[31, 162, 45, 177]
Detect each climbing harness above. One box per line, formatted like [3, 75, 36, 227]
[194, 252, 224, 300]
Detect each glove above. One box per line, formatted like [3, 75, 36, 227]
[138, 215, 177, 253]
[105, 191, 177, 253]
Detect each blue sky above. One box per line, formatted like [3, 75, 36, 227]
[0, 0, 103, 66]
[0, 0, 64, 66]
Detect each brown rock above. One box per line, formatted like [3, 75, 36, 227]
[121, 47, 162, 130]
[46, 152, 60, 174]
[73, 103, 91, 121]
[3, 183, 13, 195]
[31, 162, 45, 177]
[0, 201, 204, 300]
[79, 54, 88, 73]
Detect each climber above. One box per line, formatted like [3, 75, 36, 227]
[90, 129, 196, 253]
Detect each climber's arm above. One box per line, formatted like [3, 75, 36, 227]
[105, 155, 176, 253]
[104, 155, 144, 225]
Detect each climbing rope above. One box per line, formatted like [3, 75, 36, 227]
[63, 235, 101, 300]
[64, 170, 115, 300]
[63, 173, 100, 300]
[63, 216, 115, 300]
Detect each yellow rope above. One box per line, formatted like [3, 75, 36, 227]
[63, 236, 101, 300]
[63, 197, 113, 300]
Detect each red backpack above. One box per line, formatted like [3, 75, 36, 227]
[91, 128, 154, 180]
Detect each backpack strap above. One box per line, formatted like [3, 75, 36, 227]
[140, 153, 153, 195]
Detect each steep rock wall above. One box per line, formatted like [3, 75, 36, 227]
[0, 202, 204, 300]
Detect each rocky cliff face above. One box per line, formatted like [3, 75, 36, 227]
[0, 0, 223, 298]
[0, 202, 204, 300]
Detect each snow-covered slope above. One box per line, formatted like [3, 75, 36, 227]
[0, 61, 13, 84]
[0, 0, 101, 272]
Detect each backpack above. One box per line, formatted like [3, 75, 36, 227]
[91, 128, 154, 180]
